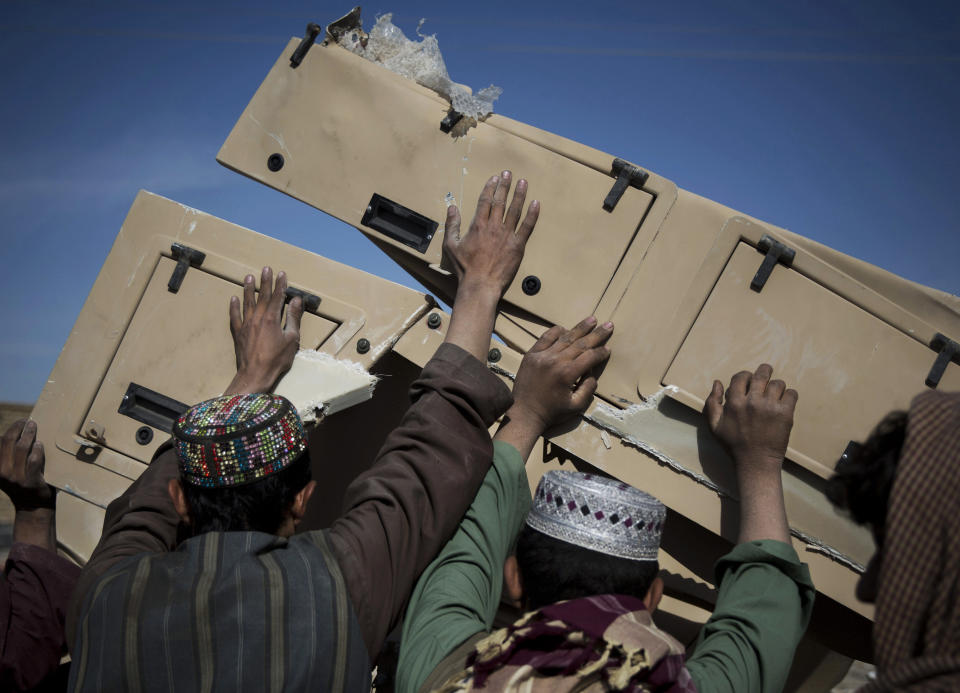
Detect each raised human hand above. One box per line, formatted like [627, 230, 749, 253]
[704, 364, 798, 474]
[225, 266, 303, 395]
[509, 316, 613, 433]
[442, 171, 539, 297]
[0, 419, 53, 510]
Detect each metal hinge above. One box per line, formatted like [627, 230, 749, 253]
[168, 243, 206, 293]
[750, 235, 795, 292]
[290, 23, 322, 68]
[440, 108, 464, 134]
[285, 287, 321, 312]
[603, 158, 649, 212]
[925, 333, 960, 388]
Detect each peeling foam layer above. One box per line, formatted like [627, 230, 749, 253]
[274, 350, 378, 422]
[337, 13, 502, 120]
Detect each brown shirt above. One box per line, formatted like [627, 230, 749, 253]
[1, 542, 80, 691]
[66, 343, 512, 660]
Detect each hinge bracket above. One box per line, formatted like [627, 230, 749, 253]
[603, 158, 649, 212]
[925, 333, 960, 388]
[290, 22, 322, 68]
[440, 108, 464, 133]
[168, 243, 206, 294]
[285, 287, 321, 312]
[750, 235, 795, 292]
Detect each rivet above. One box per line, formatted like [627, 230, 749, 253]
[427, 313, 442, 329]
[135, 426, 154, 446]
[521, 275, 541, 296]
[267, 153, 285, 172]
[488, 348, 502, 363]
[356, 338, 371, 354]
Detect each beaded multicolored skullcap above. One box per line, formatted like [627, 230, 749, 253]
[172, 393, 307, 488]
[526, 470, 666, 562]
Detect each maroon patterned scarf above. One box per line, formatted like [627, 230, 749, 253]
[437, 594, 696, 692]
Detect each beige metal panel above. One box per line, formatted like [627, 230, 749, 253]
[84, 258, 338, 464]
[30, 190, 434, 561]
[217, 39, 654, 329]
[665, 241, 960, 477]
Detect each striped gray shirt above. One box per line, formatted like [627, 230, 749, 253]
[69, 529, 369, 692]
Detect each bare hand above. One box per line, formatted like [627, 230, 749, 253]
[226, 266, 303, 395]
[508, 316, 613, 432]
[0, 419, 54, 510]
[443, 171, 539, 296]
[704, 364, 798, 472]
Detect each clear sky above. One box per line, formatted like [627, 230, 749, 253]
[1, 1, 958, 403]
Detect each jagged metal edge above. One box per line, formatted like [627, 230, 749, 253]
[582, 413, 732, 498]
[789, 528, 865, 573]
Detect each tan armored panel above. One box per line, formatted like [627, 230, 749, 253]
[217, 29, 960, 655]
[31, 190, 438, 562]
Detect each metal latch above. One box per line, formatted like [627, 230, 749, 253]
[168, 243, 206, 294]
[290, 23, 322, 68]
[603, 158, 649, 212]
[440, 108, 464, 134]
[362, 193, 437, 253]
[925, 333, 960, 388]
[285, 287, 321, 312]
[118, 383, 189, 433]
[750, 235, 795, 292]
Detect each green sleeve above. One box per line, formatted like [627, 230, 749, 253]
[395, 441, 532, 693]
[685, 540, 816, 693]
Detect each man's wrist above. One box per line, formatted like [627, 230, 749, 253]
[455, 277, 504, 304]
[503, 404, 548, 435]
[495, 410, 545, 460]
[225, 368, 277, 395]
[13, 507, 56, 549]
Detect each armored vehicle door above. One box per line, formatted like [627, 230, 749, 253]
[32, 191, 437, 561]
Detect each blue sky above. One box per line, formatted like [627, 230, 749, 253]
[1, 1, 958, 403]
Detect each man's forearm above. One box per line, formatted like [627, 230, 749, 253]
[443, 279, 501, 363]
[735, 456, 790, 545]
[327, 344, 513, 658]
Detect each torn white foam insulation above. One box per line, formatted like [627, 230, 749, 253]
[274, 350, 379, 422]
[334, 11, 502, 121]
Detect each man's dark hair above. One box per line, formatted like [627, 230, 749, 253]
[181, 450, 312, 535]
[825, 410, 908, 545]
[515, 524, 659, 610]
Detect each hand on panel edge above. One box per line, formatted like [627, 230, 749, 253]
[442, 171, 539, 299]
[225, 266, 303, 396]
[0, 419, 57, 550]
[704, 364, 797, 544]
[496, 317, 613, 460]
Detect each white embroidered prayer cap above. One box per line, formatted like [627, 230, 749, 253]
[526, 471, 666, 562]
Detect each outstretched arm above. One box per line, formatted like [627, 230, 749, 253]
[395, 318, 612, 693]
[327, 172, 541, 660]
[66, 267, 302, 649]
[704, 363, 795, 544]
[686, 365, 815, 693]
